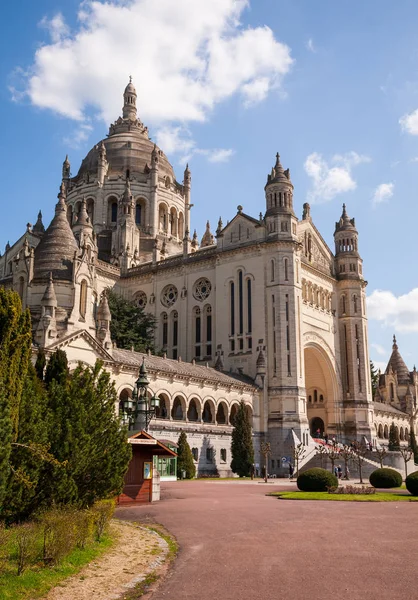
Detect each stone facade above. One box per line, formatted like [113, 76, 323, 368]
[1, 79, 415, 475]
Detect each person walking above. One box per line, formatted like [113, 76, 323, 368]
[334, 465, 338, 478]
[337, 464, 342, 480]
[344, 465, 350, 480]
[288, 463, 294, 480]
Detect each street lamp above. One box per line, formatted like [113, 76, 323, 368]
[121, 358, 160, 431]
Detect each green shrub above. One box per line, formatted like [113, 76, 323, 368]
[39, 508, 76, 566]
[369, 468, 402, 489]
[91, 499, 115, 541]
[297, 468, 338, 492]
[13, 522, 39, 575]
[72, 509, 95, 549]
[405, 471, 418, 496]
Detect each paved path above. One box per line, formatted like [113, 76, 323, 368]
[116, 481, 418, 600]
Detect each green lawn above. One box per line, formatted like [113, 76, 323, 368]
[271, 491, 418, 502]
[0, 530, 115, 600]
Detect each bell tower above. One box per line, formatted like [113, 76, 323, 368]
[264, 153, 298, 240]
[122, 76, 137, 121]
[334, 204, 373, 441]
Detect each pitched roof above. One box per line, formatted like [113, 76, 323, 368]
[373, 401, 408, 415]
[112, 348, 256, 389]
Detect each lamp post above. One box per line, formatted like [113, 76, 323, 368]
[121, 358, 160, 431]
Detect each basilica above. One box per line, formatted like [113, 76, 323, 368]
[1, 80, 416, 475]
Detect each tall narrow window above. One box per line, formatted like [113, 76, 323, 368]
[79, 280, 88, 318]
[230, 282, 235, 336]
[247, 279, 252, 334]
[271, 259, 275, 282]
[342, 295, 346, 315]
[162, 313, 168, 348]
[238, 270, 243, 334]
[195, 308, 201, 358]
[172, 311, 178, 359]
[111, 202, 117, 223]
[353, 295, 358, 314]
[135, 203, 142, 225]
[284, 258, 289, 281]
[206, 306, 212, 357]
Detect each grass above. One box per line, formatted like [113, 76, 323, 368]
[271, 491, 418, 502]
[0, 529, 115, 600]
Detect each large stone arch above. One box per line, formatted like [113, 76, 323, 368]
[304, 337, 341, 440]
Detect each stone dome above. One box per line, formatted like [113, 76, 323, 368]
[33, 191, 78, 282]
[74, 80, 176, 183]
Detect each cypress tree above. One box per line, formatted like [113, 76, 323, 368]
[388, 422, 400, 451]
[0, 289, 32, 507]
[44, 349, 69, 387]
[409, 429, 418, 464]
[370, 360, 379, 399]
[230, 401, 254, 477]
[176, 431, 196, 479]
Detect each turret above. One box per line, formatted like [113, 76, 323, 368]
[122, 77, 137, 121]
[97, 141, 108, 186]
[73, 198, 93, 246]
[35, 273, 58, 346]
[264, 153, 296, 238]
[200, 221, 214, 247]
[183, 163, 192, 242]
[334, 204, 363, 280]
[33, 210, 45, 235]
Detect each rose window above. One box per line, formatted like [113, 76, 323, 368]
[193, 278, 212, 302]
[161, 285, 178, 307]
[135, 291, 147, 309]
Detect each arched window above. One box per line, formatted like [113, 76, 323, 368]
[187, 399, 199, 422]
[383, 424, 389, 439]
[171, 397, 184, 420]
[202, 401, 214, 423]
[314, 390, 318, 403]
[87, 199, 94, 223]
[390, 383, 395, 401]
[341, 295, 346, 315]
[400, 427, 404, 441]
[230, 403, 239, 425]
[378, 424, 383, 438]
[155, 394, 169, 419]
[18, 277, 24, 300]
[135, 203, 142, 225]
[216, 402, 227, 424]
[79, 280, 88, 318]
[178, 213, 184, 240]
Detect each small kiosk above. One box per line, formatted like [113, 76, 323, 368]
[118, 430, 177, 504]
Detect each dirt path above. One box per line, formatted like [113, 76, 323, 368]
[44, 520, 168, 600]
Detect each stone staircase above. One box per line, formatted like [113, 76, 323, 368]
[298, 448, 405, 481]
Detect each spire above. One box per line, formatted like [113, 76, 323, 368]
[335, 203, 357, 233]
[122, 178, 133, 204]
[97, 293, 111, 322]
[41, 273, 57, 307]
[122, 77, 137, 120]
[56, 182, 67, 212]
[200, 221, 214, 247]
[385, 335, 411, 384]
[184, 163, 191, 184]
[266, 151, 292, 185]
[62, 155, 70, 180]
[76, 198, 92, 229]
[216, 217, 223, 236]
[33, 210, 45, 234]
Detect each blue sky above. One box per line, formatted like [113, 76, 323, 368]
[1, 0, 418, 371]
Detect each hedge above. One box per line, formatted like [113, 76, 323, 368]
[405, 471, 418, 496]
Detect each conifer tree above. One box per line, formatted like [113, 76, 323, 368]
[44, 349, 69, 387]
[176, 431, 196, 479]
[388, 422, 400, 451]
[370, 360, 379, 399]
[409, 429, 418, 464]
[107, 289, 156, 352]
[230, 401, 254, 477]
[0, 289, 32, 506]
[34, 349, 46, 381]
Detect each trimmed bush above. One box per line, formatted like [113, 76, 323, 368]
[40, 508, 76, 566]
[297, 468, 338, 492]
[405, 471, 418, 496]
[369, 468, 402, 489]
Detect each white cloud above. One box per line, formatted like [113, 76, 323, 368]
[304, 151, 370, 203]
[400, 109, 418, 135]
[368, 288, 418, 333]
[39, 13, 69, 44]
[371, 343, 386, 356]
[63, 122, 93, 149]
[155, 126, 234, 164]
[372, 182, 394, 207]
[372, 360, 387, 373]
[13, 0, 293, 155]
[306, 38, 315, 53]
